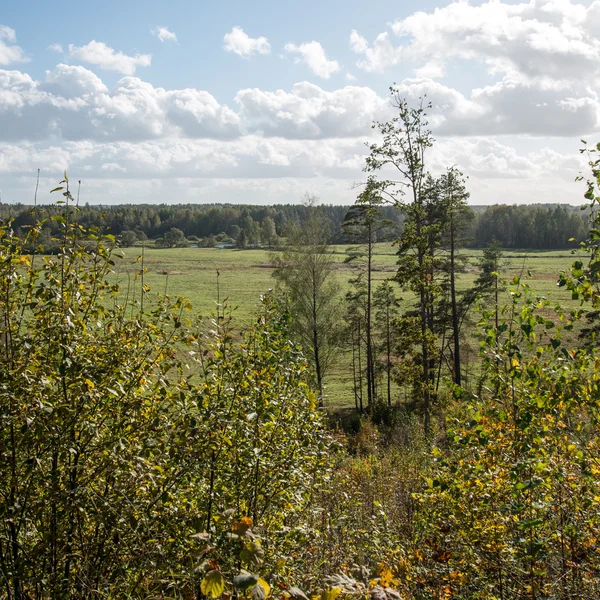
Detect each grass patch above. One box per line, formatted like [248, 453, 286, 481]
[113, 243, 586, 409]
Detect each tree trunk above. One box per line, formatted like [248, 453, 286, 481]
[312, 278, 323, 406]
[450, 211, 461, 386]
[365, 221, 375, 411]
[386, 303, 391, 407]
[351, 332, 359, 411]
[357, 321, 363, 413]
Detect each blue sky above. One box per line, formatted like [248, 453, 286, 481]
[3, 0, 446, 95]
[0, 0, 597, 205]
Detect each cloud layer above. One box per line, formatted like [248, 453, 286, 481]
[0, 58, 591, 205]
[0, 66, 393, 142]
[1, 1, 598, 205]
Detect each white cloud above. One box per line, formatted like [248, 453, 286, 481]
[0, 48, 594, 206]
[0, 25, 28, 66]
[349, 30, 368, 54]
[48, 43, 64, 53]
[152, 26, 177, 43]
[236, 81, 388, 138]
[414, 61, 444, 79]
[346, 72, 357, 81]
[0, 26, 16, 43]
[0, 66, 240, 142]
[352, 0, 600, 85]
[43, 63, 108, 97]
[68, 41, 151, 75]
[0, 135, 586, 205]
[393, 77, 600, 136]
[0, 136, 366, 182]
[284, 41, 340, 79]
[2, 62, 597, 146]
[223, 26, 270, 57]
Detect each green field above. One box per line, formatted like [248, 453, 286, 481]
[113, 243, 584, 408]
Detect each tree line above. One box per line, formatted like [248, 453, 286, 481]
[0, 196, 589, 251]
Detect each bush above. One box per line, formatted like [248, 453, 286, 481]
[0, 182, 331, 598]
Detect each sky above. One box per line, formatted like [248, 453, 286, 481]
[0, 0, 598, 205]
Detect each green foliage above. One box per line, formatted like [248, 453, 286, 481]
[413, 276, 600, 598]
[261, 216, 278, 248]
[559, 141, 600, 347]
[156, 226, 187, 248]
[272, 199, 343, 401]
[0, 182, 331, 598]
[119, 229, 139, 247]
[2, 192, 589, 251]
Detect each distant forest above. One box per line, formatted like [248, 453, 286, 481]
[0, 200, 591, 250]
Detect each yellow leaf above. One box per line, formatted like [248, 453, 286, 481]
[201, 570, 225, 598]
[379, 568, 393, 587]
[321, 588, 342, 600]
[257, 578, 270, 598]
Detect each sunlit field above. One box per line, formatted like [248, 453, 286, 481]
[112, 242, 584, 408]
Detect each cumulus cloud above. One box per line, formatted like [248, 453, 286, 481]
[0, 136, 366, 182]
[0, 49, 593, 206]
[0, 67, 391, 142]
[235, 81, 389, 138]
[284, 41, 340, 79]
[152, 26, 177, 42]
[42, 63, 108, 97]
[349, 30, 368, 54]
[393, 77, 600, 136]
[223, 26, 270, 57]
[1, 62, 596, 145]
[0, 25, 28, 65]
[68, 41, 151, 75]
[0, 66, 240, 142]
[48, 43, 64, 54]
[352, 0, 600, 85]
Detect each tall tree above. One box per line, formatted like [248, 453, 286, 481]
[261, 216, 277, 248]
[364, 91, 436, 435]
[373, 281, 402, 407]
[271, 198, 342, 403]
[342, 189, 395, 410]
[437, 168, 473, 387]
[344, 285, 366, 412]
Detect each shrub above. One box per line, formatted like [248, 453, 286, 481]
[0, 179, 331, 598]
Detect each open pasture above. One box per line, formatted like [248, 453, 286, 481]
[113, 243, 585, 408]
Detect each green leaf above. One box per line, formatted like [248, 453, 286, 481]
[233, 573, 259, 591]
[50, 187, 64, 193]
[240, 541, 265, 566]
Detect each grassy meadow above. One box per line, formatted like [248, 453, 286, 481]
[113, 242, 584, 408]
